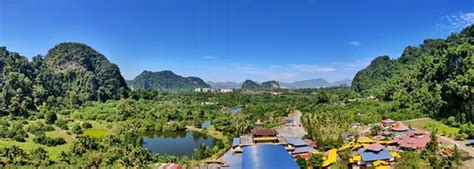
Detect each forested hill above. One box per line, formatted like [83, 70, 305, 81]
[0, 42, 128, 116]
[241, 80, 280, 90]
[352, 25, 473, 121]
[127, 70, 210, 90]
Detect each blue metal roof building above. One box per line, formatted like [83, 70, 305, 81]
[358, 148, 393, 162]
[242, 144, 298, 169]
[232, 138, 240, 148]
[284, 137, 307, 147]
[292, 146, 316, 154]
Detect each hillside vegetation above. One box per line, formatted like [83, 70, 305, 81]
[128, 70, 210, 91]
[1, 42, 128, 116]
[353, 25, 473, 121]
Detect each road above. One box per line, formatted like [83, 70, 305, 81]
[275, 110, 306, 137]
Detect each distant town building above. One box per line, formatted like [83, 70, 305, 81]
[194, 87, 233, 93]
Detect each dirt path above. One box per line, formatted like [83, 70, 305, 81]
[401, 117, 431, 123]
[438, 136, 474, 156]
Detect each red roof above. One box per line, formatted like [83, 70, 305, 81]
[292, 153, 312, 159]
[391, 122, 409, 131]
[381, 119, 396, 125]
[366, 143, 385, 152]
[393, 130, 431, 149]
[251, 129, 278, 136]
[304, 139, 317, 147]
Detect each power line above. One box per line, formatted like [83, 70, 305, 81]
[226, 0, 230, 82]
[192, 0, 196, 75]
[208, 0, 212, 81]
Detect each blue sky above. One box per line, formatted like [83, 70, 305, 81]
[0, 0, 473, 82]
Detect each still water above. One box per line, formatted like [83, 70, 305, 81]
[142, 131, 216, 157]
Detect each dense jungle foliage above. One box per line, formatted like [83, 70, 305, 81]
[353, 25, 473, 121]
[0, 25, 472, 167]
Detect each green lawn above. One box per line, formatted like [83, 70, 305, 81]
[83, 129, 111, 137]
[403, 118, 460, 136]
[82, 121, 113, 137]
[0, 127, 75, 160]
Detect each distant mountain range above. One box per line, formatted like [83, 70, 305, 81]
[127, 70, 210, 90]
[279, 79, 351, 88]
[207, 78, 351, 89]
[126, 70, 351, 91]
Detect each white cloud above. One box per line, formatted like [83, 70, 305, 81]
[349, 41, 360, 46]
[289, 64, 336, 73]
[439, 12, 474, 32]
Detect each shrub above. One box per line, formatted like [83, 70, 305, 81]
[45, 112, 57, 124]
[81, 122, 93, 129]
[55, 119, 69, 130]
[33, 134, 66, 146]
[72, 124, 83, 134]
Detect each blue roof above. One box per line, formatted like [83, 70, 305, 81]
[242, 145, 299, 169]
[467, 140, 474, 145]
[232, 138, 240, 148]
[285, 137, 307, 147]
[221, 149, 242, 169]
[358, 148, 393, 162]
[292, 146, 316, 154]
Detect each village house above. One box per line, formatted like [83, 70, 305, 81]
[251, 129, 279, 144]
[351, 143, 394, 168]
[393, 130, 431, 150]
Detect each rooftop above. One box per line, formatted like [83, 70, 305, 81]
[358, 148, 393, 162]
[284, 137, 307, 147]
[366, 143, 385, 152]
[391, 122, 409, 131]
[242, 145, 298, 169]
[232, 138, 240, 148]
[292, 146, 316, 154]
[381, 119, 396, 124]
[251, 129, 278, 136]
[393, 130, 431, 149]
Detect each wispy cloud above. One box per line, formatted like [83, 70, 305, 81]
[438, 12, 474, 32]
[289, 64, 336, 73]
[349, 41, 360, 46]
[202, 56, 217, 60]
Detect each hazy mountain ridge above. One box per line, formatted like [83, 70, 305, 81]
[128, 70, 210, 90]
[278, 78, 351, 88]
[208, 78, 351, 89]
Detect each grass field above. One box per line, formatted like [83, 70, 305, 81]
[0, 120, 114, 160]
[0, 127, 75, 160]
[403, 118, 460, 136]
[82, 121, 113, 137]
[83, 129, 111, 137]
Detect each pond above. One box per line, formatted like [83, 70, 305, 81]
[141, 131, 216, 157]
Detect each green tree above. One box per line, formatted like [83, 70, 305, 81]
[45, 111, 57, 124]
[308, 153, 324, 169]
[296, 156, 307, 169]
